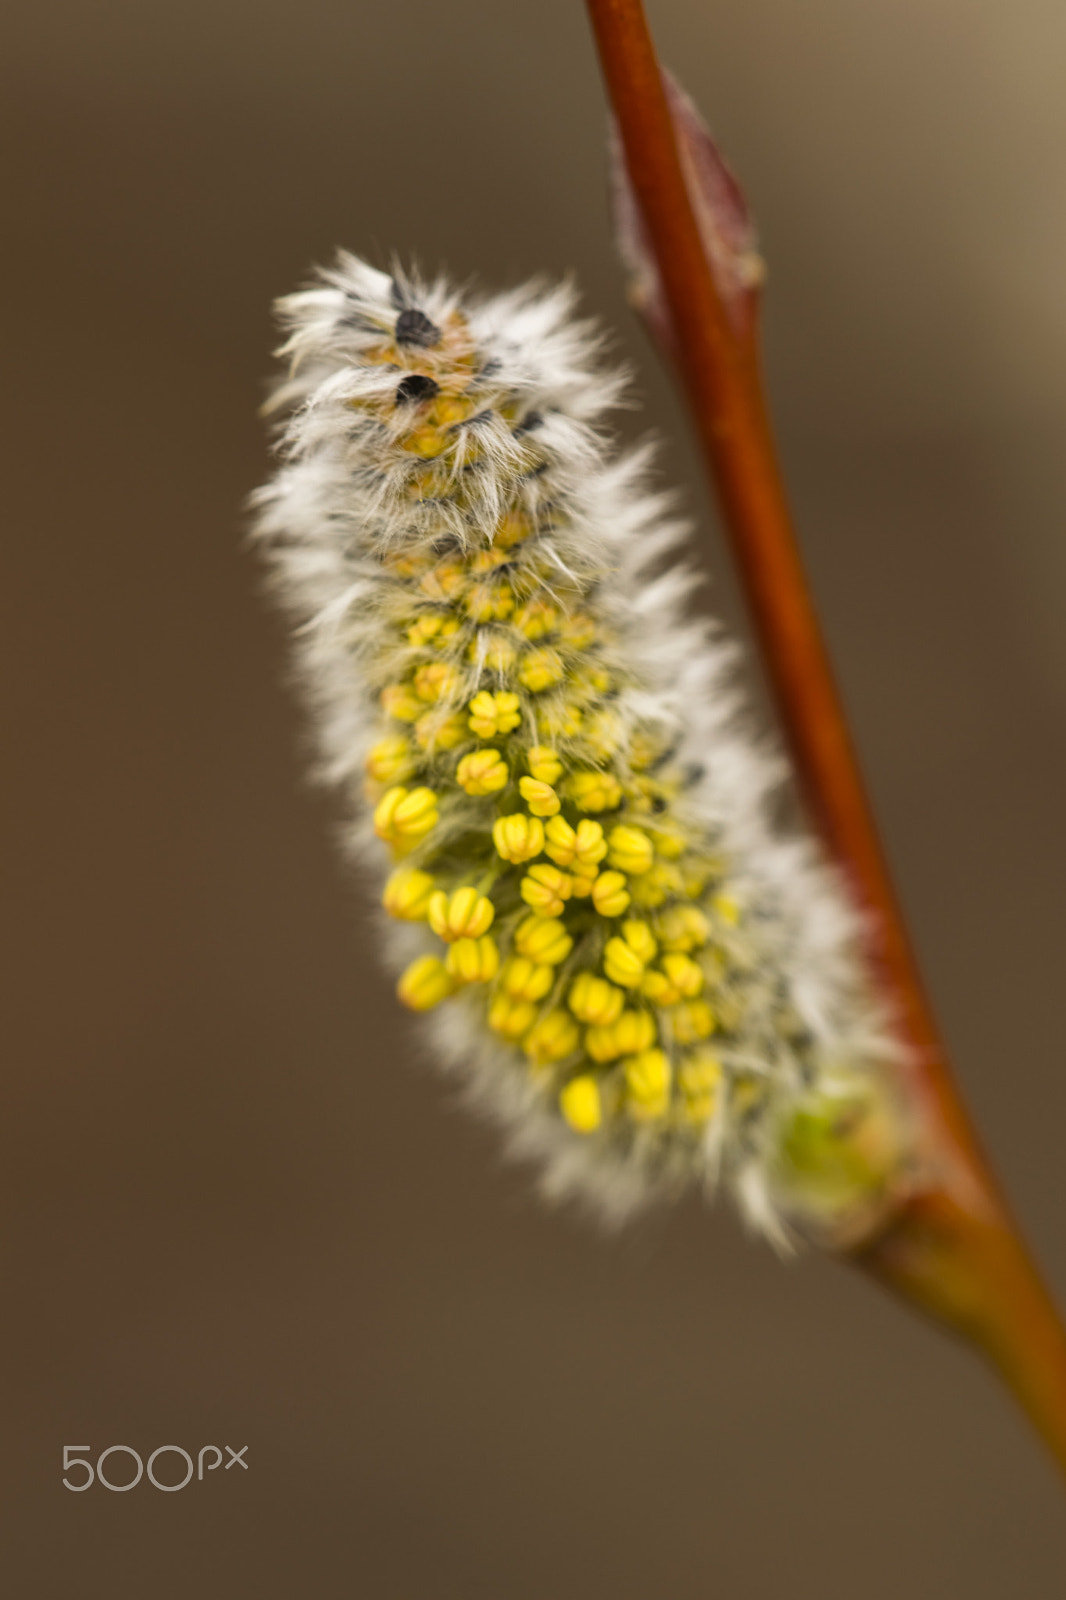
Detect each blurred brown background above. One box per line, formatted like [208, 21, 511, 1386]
[4, 1, 1066, 1594]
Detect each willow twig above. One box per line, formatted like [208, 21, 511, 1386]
[585, 0, 1066, 1473]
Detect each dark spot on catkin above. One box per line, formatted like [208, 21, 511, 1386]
[395, 308, 442, 348]
[395, 373, 440, 405]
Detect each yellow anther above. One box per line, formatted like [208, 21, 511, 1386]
[662, 953, 704, 998]
[641, 953, 702, 1006]
[628, 861, 683, 908]
[427, 886, 495, 942]
[603, 937, 646, 990]
[488, 992, 537, 1041]
[670, 999, 716, 1044]
[413, 661, 460, 703]
[568, 972, 624, 1027]
[397, 955, 453, 1011]
[400, 424, 445, 458]
[514, 915, 573, 966]
[624, 1049, 671, 1120]
[513, 599, 559, 640]
[373, 786, 439, 852]
[559, 1074, 602, 1133]
[456, 748, 509, 796]
[414, 710, 467, 751]
[544, 816, 606, 871]
[466, 581, 515, 623]
[569, 872, 598, 898]
[588, 667, 612, 693]
[467, 633, 517, 673]
[678, 1049, 724, 1124]
[382, 868, 436, 921]
[381, 683, 423, 723]
[591, 870, 630, 918]
[525, 1009, 580, 1065]
[620, 920, 657, 964]
[584, 709, 623, 760]
[501, 957, 555, 1003]
[656, 905, 710, 951]
[494, 510, 529, 550]
[607, 826, 654, 877]
[468, 690, 522, 739]
[518, 776, 560, 817]
[540, 700, 583, 739]
[518, 647, 565, 693]
[527, 745, 563, 784]
[419, 560, 467, 602]
[567, 770, 623, 813]
[714, 893, 740, 926]
[614, 1009, 657, 1056]
[406, 613, 444, 647]
[445, 935, 500, 985]
[520, 863, 573, 917]
[649, 826, 686, 860]
[365, 736, 415, 784]
[469, 546, 512, 574]
[493, 813, 545, 864]
[586, 1010, 654, 1064]
[558, 613, 597, 649]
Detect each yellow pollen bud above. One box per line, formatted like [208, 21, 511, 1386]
[662, 953, 704, 998]
[670, 999, 716, 1043]
[520, 863, 573, 917]
[527, 745, 563, 784]
[543, 815, 577, 866]
[518, 647, 565, 693]
[649, 827, 685, 860]
[445, 936, 500, 985]
[373, 786, 439, 852]
[493, 813, 545, 863]
[714, 893, 740, 926]
[603, 937, 646, 989]
[381, 684, 422, 723]
[568, 972, 624, 1027]
[514, 599, 559, 640]
[585, 1010, 656, 1063]
[397, 955, 453, 1011]
[414, 709, 467, 751]
[607, 825, 654, 876]
[501, 957, 555, 1003]
[413, 661, 460, 703]
[468, 690, 522, 739]
[628, 861, 683, 908]
[678, 1049, 724, 1124]
[559, 613, 597, 649]
[488, 993, 537, 1041]
[624, 1049, 671, 1120]
[406, 613, 445, 647]
[456, 748, 509, 796]
[382, 868, 436, 921]
[518, 776, 560, 816]
[427, 886, 496, 942]
[467, 633, 517, 673]
[559, 1074, 602, 1133]
[591, 870, 630, 919]
[466, 581, 515, 622]
[621, 920, 657, 964]
[514, 915, 573, 966]
[614, 1009, 657, 1056]
[567, 770, 623, 813]
[569, 872, 598, 898]
[656, 905, 710, 951]
[365, 736, 415, 784]
[525, 1009, 580, 1065]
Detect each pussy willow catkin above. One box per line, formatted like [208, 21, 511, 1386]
[253, 255, 907, 1245]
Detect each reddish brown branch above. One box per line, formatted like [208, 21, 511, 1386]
[585, 0, 1066, 1473]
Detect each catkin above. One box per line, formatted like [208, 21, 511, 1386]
[253, 254, 907, 1244]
